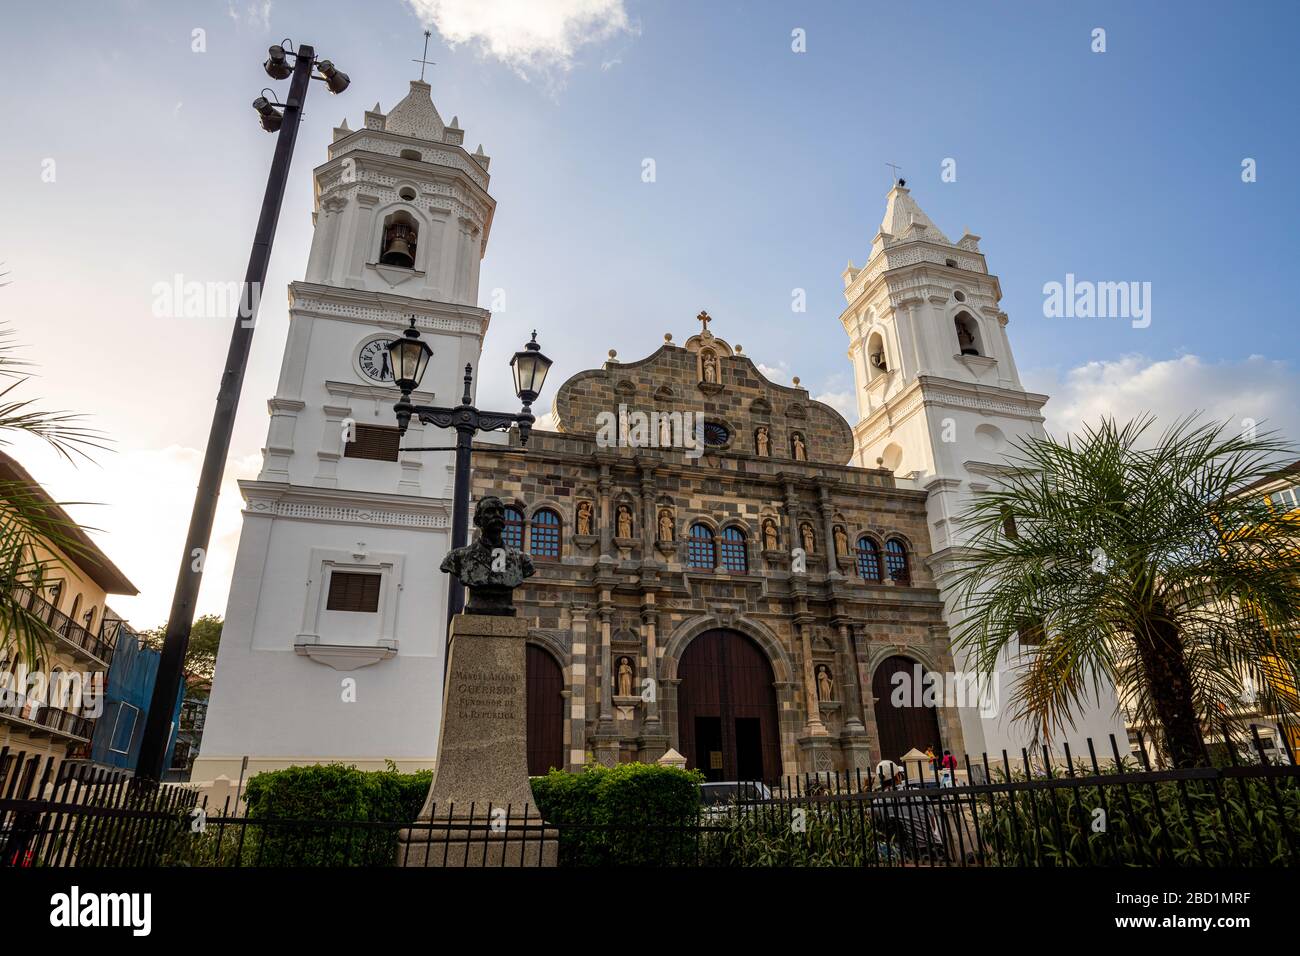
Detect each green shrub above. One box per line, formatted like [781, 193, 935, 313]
[698, 803, 888, 867]
[973, 762, 1300, 866]
[531, 762, 703, 866]
[238, 762, 432, 866]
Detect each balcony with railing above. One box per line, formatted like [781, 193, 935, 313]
[8, 582, 118, 667]
[0, 693, 94, 742]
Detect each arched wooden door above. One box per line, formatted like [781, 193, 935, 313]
[677, 629, 781, 783]
[872, 655, 942, 763]
[526, 644, 564, 776]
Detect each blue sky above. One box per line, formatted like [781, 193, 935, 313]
[1, 0, 1297, 624]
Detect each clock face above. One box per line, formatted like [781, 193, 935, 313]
[357, 338, 394, 383]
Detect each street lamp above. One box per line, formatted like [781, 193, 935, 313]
[135, 40, 350, 784]
[387, 319, 552, 623]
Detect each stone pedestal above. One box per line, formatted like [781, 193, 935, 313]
[398, 613, 558, 866]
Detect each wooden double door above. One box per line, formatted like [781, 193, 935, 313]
[871, 655, 942, 763]
[677, 629, 781, 783]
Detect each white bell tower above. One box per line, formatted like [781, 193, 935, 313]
[195, 80, 497, 782]
[841, 182, 1126, 758]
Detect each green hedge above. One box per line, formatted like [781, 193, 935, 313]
[237, 762, 432, 866]
[531, 762, 704, 866]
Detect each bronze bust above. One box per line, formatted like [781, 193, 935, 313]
[440, 495, 536, 616]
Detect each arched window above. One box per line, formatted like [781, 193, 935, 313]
[719, 526, 748, 573]
[379, 210, 419, 268]
[884, 538, 910, 584]
[529, 509, 561, 559]
[954, 311, 982, 356]
[84, 605, 98, 633]
[687, 523, 716, 570]
[867, 332, 889, 376]
[503, 506, 525, 550]
[855, 536, 882, 582]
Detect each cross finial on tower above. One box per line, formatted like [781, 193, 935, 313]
[696, 310, 712, 333]
[413, 29, 437, 82]
[886, 162, 904, 186]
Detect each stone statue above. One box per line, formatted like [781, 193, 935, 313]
[755, 426, 770, 456]
[617, 656, 634, 697]
[834, 526, 848, 556]
[792, 432, 806, 461]
[658, 415, 672, 447]
[576, 501, 593, 536]
[701, 351, 717, 383]
[658, 509, 674, 541]
[762, 518, 778, 551]
[816, 664, 834, 701]
[440, 495, 536, 616]
[617, 504, 633, 539]
[800, 522, 815, 554]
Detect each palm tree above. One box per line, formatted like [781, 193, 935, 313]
[951, 416, 1300, 768]
[0, 321, 105, 674]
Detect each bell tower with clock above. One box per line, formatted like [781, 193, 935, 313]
[195, 80, 497, 783]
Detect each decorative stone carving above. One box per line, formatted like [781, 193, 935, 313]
[701, 350, 717, 384]
[616, 504, 634, 539]
[616, 656, 635, 698]
[792, 432, 807, 461]
[800, 522, 816, 555]
[762, 518, 779, 552]
[834, 525, 848, 556]
[576, 500, 593, 536]
[755, 426, 770, 457]
[816, 664, 834, 701]
[658, 508, 675, 542]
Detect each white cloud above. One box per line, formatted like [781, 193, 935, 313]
[1025, 353, 1300, 445]
[227, 0, 273, 29]
[813, 389, 856, 422]
[408, 0, 634, 83]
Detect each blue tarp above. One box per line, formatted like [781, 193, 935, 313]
[89, 628, 183, 772]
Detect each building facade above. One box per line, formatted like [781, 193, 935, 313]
[195, 79, 496, 781]
[841, 183, 1128, 758]
[469, 317, 963, 781]
[0, 451, 140, 782]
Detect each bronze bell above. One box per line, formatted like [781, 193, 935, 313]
[381, 222, 416, 268]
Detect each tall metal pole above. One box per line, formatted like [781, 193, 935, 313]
[136, 46, 317, 782]
[446, 364, 476, 625]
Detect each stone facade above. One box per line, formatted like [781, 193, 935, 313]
[468, 321, 964, 779]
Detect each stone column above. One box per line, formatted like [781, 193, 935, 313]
[637, 599, 669, 762]
[597, 467, 613, 558]
[591, 595, 620, 766]
[797, 618, 826, 737]
[639, 463, 656, 556]
[782, 478, 800, 559]
[817, 481, 840, 577]
[837, 622, 866, 732]
[569, 605, 589, 770]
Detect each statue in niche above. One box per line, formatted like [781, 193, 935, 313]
[617, 504, 633, 539]
[658, 509, 674, 541]
[659, 415, 672, 448]
[834, 526, 848, 556]
[792, 432, 807, 461]
[816, 664, 834, 701]
[755, 426, 770, 457]
[440, 495, 535, 617]
[701, 350, 717, 383]
[800, 522, 815, 555]
[762, 518, 779, 552]
[576, 501, 593, 536]
[617, 656, 635, 697]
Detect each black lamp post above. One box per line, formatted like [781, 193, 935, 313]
[388, 320, 553, 623]
[135, 40, 349, 784]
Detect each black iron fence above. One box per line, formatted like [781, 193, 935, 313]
[3, 732, 1298, 867]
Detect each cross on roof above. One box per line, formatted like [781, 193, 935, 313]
[412, 29, 436, 82]
[886, 162, 903, 185]
[697, 310, 712, 333]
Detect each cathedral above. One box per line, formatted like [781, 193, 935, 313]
[195, 78, 1124, 787]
